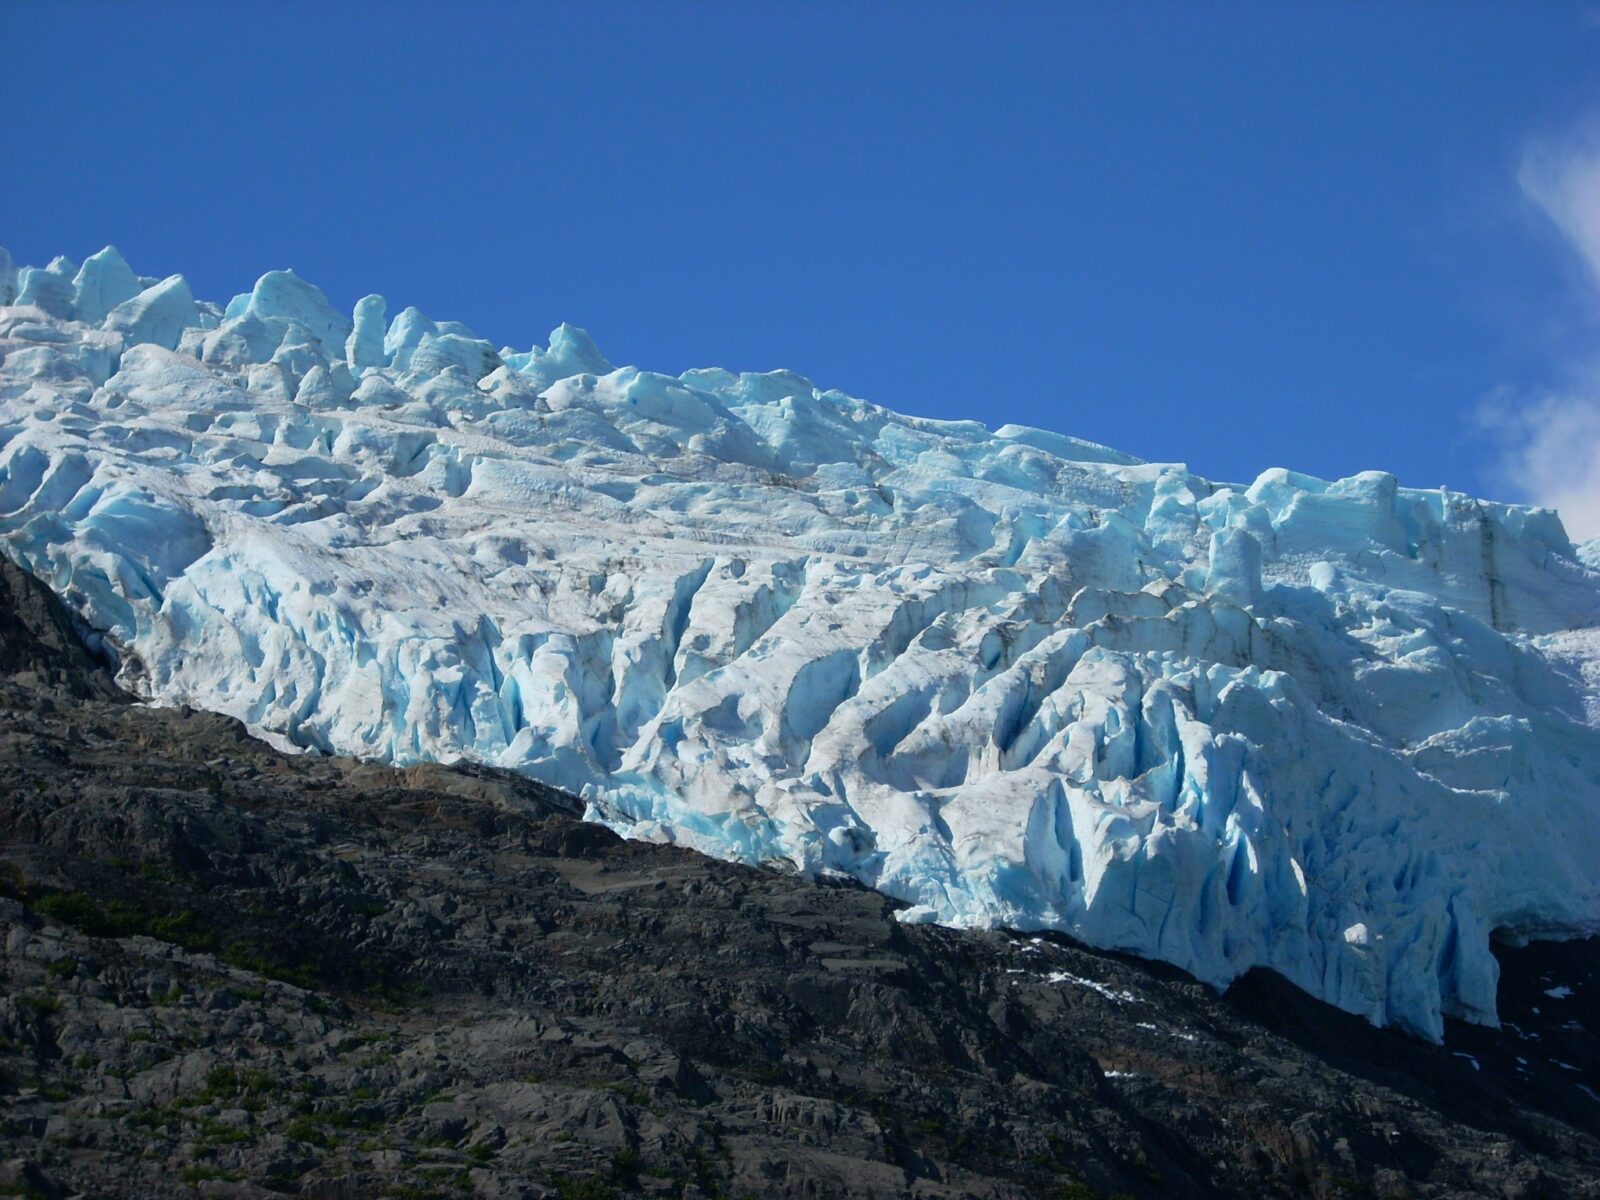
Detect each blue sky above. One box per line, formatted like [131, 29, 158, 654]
[6, 1, 1600, 534]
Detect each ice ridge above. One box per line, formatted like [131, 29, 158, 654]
[2, 245, 1599, 1039]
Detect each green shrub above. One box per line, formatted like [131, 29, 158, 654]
[550, 1175, 618, 1200]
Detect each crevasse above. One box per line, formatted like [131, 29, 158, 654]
[2, 244, 1598, 1039]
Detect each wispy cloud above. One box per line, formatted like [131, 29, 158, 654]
[1481, 390, 1600, 542]
[1487, 130, 1600, 543]
[1518, 133, 1600, 294]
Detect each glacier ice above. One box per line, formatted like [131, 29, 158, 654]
[71, 246, 141, 326]
[104, 275, 197, 351]
[2, 246, 1599, 1039]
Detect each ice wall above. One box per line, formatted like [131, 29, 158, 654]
[2, 245, 1599, 1038]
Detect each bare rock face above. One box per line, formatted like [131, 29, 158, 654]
[0, 555, 1596, 1199]
[0, 556, 124, 701]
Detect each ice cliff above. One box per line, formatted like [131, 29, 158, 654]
[2, 244, 1598, 1040]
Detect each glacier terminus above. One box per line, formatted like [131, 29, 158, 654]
[2, 244, 1598, 1041]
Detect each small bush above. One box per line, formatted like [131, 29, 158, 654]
[282, 1116, 337, 1149]
[32, 892, 107, 931]
[550, 1175, 618, 1200]
[17, 993, 61, 1018]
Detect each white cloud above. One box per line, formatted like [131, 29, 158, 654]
[1489, 133, 1600, 543]
[1518, 133, 1600, 292]
[1481, 392, 1600, 541]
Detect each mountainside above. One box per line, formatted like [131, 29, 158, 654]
[3, 246, 1600, 1041]
[2, 554, 1598, 1199]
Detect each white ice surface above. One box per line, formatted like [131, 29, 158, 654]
[3, 246, 1599, 1038]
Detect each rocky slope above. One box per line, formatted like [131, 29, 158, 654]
[1, 559, 1598, 1199]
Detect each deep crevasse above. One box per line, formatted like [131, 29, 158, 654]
[3, 244, 1599, 1039]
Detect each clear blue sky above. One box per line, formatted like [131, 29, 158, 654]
[5, 1, 1600, 503]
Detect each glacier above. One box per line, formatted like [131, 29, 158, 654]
[2, 244, 1599, 1040]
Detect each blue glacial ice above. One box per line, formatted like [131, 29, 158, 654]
[2, 246, 1599, 1039]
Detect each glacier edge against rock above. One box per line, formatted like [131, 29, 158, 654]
[2, 244, 1599, 1040]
